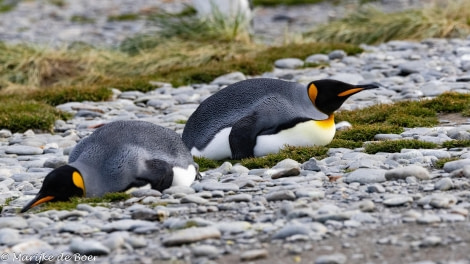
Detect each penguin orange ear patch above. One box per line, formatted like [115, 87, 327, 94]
[308, 83, 318, 102]
[72, 171, 86, 196]
[338, 88, 363, 97]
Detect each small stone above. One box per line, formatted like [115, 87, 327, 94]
[305, 54, 329, 64]
[385, 165, 430, 181]
[163, 186, 195, 195]
[443, 159, 470, 173]
[224, 193, 252, 203]
[162, 227, 221, 246]
[5, 145, 43, 155]
[240, 249, 268, 261]
[434, 178, 454, 191]
[274, 58, 304, 69]
[211, 72, 246, 85]
[417, 214, 441, 224]
[70, 239, 110, 256]
[131, 189, 162, 197]
[101, 219, 156, 232]
[0, 217, 28, 229]
[192, 245, 220, 259]
[301, 158, 321, 171]
[383, 196, 413, 207]
[328, 50, 347, 60]
[315, 253, 347, 264]
[265, 159, 301, 179]
[181, 194, 208, 204]
[266, 190, 296, 201]
[272, 224, 310, 240]
[344, 169, 387, 184]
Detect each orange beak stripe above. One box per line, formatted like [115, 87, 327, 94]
[30, 195, 55, 209]
[338, 88, 363, 97]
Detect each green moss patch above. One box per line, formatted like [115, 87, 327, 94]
[38, 192, 131, 212]
[434, 157, 460, 169]
[364, 140, 438, 154]
[442, 140, 470, 148]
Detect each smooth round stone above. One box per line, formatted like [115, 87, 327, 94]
[210, 71, 246, 85]
[60, 222, 98, 234]
[335, 121, 352, 131]
[295, 189, 324, 200]
[315, 253, 347, 264]
[162, 227, 221, 246]
[192, 245, 220, 259]
[383, 196, 413, 207]
[274, 58, 304, 69]
[302, 158, 321, 171]
[0, 228, 20, 246]
[266, 190, 296, 202]
[215, 221, 251, 234]
[434, 178, 454, 191]
[344, 169, 387, 184]
[265, 159, 301, 179]
[224, 193, 252, 203]
[439, 213, 466, 222]
[419, 149, 451, 159]
[443, 159, 470, 173]
[230, 164, 250, 174]
[5, 145, 43, 155]
[374, 134, 402, 141]
[429, 195, 457, 209]
[181, 194, 208, 204]
[10, 239, 53, 254]
[43, 157, 68, 169]
[272, 224, 310, 240]
[101, 219, 156, 232]
[240, 249, 269, 261]
[417, 214, 441, 224]
[385, 165, 430, 181]
[201, 182, 239, 192]
[0, 217, 28, 229]
[131, 189, 162, 197]
[420, 236, 442, 247]
[367, 183, 385, 193]
[0, 129, 12, 138]
[163, 186, 195, 195]
[328, 50, 347, 60]
[306, 54, 329, 64]
[70, 238, 110, 256]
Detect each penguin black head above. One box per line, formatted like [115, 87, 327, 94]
[308, 79, 380, 116]
[21, 165, 85, 213]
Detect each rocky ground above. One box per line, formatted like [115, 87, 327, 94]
[1, 1, 470, 264]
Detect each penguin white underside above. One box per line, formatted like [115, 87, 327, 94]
[191, 119, 335, 159]
[191, 127, 232, 160]
[254, 119, 336, 157]
[172, 165, 198, 187]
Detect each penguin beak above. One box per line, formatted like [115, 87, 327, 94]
[337, 82, 380, 97]
[20, 194, 55, 213]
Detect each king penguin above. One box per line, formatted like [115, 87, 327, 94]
[182, 78, 379, 160]
[21, 120, 200, 212]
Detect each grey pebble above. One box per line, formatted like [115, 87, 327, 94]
[274, 58, 304, 69]
[383, 196, 413, 207]
[240, 249, 269, 261]
[266, 190, 296, 201]
[443, 159, 470, 172]
[162, 227, 221, 247]
[5, 145, 43, 155]
[434, 178, 454, 191]
[224, 193, 252, 203]
[70, 238, 110, 256]
[315, 253, 347, 264]
[385, 165, 430, 181]
[344, 169, 387, 184]
[192, 245, 220, 259]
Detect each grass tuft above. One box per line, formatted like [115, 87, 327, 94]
[39, 192, 131, 212]
[433, 157, 460, 169]
[335, 124, 403, 142]
[364, 139, 438, 154]
[0, 98, 70, 132]
[442, 140, 470, 149]
[305, 1, 470, 44]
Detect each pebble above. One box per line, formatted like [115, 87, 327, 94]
[266, 190, 296, 201]
[315, 253, 347, 264]
[385, 165, 430, 181]
[344, 169, 387, 184]
[70, 238, 110, 256]
[162, 227, 221, 246]
[240, 249, 269, 261]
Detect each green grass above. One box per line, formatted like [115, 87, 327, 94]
[335, 124, 403, 141]
[442, 140, 470, 148]
[0, 98, 71, 132]
[364, 140, 438, 154]
[434, 157, 460, 169]
[38, 192, 131, 212]
[252, 0, 325, 6]
[108, 13, 140, 22]
[304, 1, 470, 45]
[70, 15, 95, 24]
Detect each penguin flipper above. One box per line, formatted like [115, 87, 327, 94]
[139, 159, 174, 192]
[229, 114, 262, 159]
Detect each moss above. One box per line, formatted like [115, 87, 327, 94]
[0, 98, 71, 132]
[39, 192, 131, 212]
[335, 124, 403, 142]
[442, 140, 470, 148]
[70, 15, 95, 24]
[108, 13, 140, 22]
[422, 92, 470, 113]
[364, 139, 438, 154]
[252, 0, 325, 6]
[434, 157, 460, 169]
[194, 156, 223, 172]
[240, 145, 328, 169]
[30, 86, 112, 106]
[327, 138, 363, 149]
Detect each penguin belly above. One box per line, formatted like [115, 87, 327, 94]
[172, 164, 198, 187]
[253, 119, 336, 157]
[191, 127, 232, 160]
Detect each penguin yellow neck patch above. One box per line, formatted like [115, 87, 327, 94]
[338, 88, 363, 97]
[315, 114, 335, 129]
[72, 171, 86, 196]
[308, 83, 318, 103]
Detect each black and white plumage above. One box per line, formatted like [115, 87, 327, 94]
[21, 120, 199, 212]
[182, 78, 379, 160]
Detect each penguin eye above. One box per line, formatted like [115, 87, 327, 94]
[72, 171, 86, 196]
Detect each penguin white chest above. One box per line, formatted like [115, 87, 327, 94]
[253, 118, 336, 157]
[191, 127, 232, 160]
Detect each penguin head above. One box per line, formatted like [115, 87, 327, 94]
[308, 79, 379, 115]
[21, 165, 85, 213]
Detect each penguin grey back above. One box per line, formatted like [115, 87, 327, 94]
[182, 78, 327, 150]
[69, 120, 194, 196]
